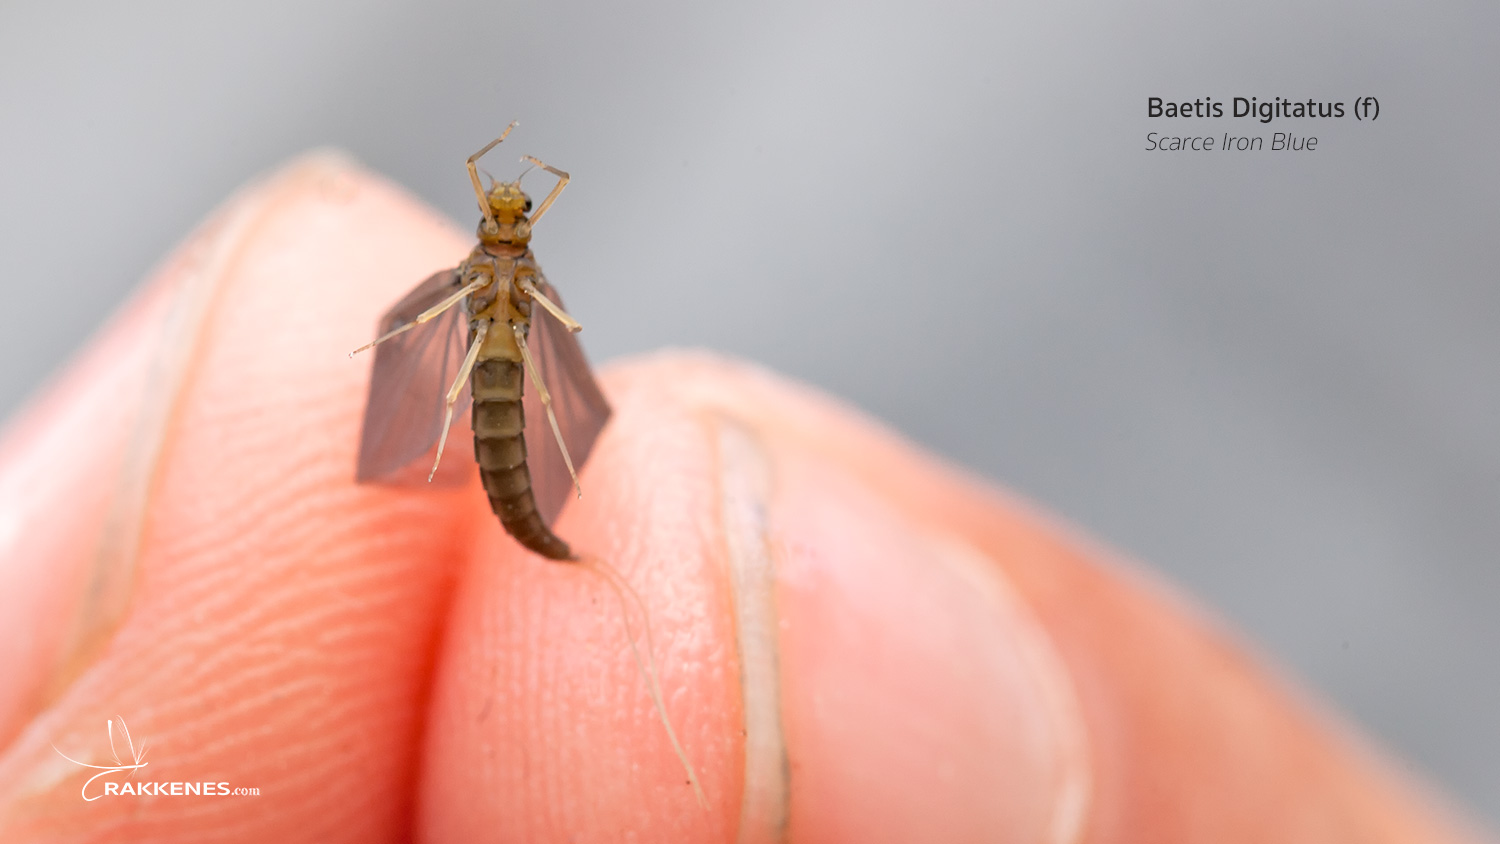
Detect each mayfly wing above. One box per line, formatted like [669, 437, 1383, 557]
[356, 269, 475, 487]
[523, 278, 612, 525]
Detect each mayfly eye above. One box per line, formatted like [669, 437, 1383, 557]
[524, 198, 533, 212]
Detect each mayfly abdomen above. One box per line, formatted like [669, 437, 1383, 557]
[471, 356, 572, 560]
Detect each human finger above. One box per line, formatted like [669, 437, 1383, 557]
[421, 352, 1487, 843]
[0, 154, 487, 841]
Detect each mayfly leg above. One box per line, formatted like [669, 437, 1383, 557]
[519, 155, 570, 227]
[468, 121, 518, 228]
[429, 317, 491, 482]
[513, 322, 582, 498]
[519, 276, 581, 333]
[349, 277, 486, 357]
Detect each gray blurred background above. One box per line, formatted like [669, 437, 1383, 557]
[1, 0, 1495, 824]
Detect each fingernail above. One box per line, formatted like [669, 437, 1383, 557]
[732, 435, 1090, 843]
[717, 421, 791, 843]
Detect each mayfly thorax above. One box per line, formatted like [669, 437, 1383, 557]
[351, 122, 610, 560]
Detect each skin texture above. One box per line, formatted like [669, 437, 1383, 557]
[0, 154, 1489, 843]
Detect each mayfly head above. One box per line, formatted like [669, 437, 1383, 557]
[477, 181, 534, 245]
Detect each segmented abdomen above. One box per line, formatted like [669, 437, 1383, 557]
[471, 357, 572, 560]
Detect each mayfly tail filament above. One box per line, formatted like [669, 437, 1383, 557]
[576, 552, 709, 809]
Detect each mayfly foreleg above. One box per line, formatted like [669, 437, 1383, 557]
[349, 276, 486, 357]
[429, 317, 491, 482]
[519, 156, 570, 226]
[513, 322, 582, 498]
[467, 121, 518, 228]
[518, 276, 581, 333]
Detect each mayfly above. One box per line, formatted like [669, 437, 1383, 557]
[350, 125, 707, 804]
[351, 122, 609, 560]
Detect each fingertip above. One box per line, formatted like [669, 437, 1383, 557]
[419, 363, 744, 841]
[0, 154, 485, 840]
[423, 355, 1088, 841]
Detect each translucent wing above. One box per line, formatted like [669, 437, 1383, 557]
[356, 269, 475, 487]
[523, 278, 612, 525]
